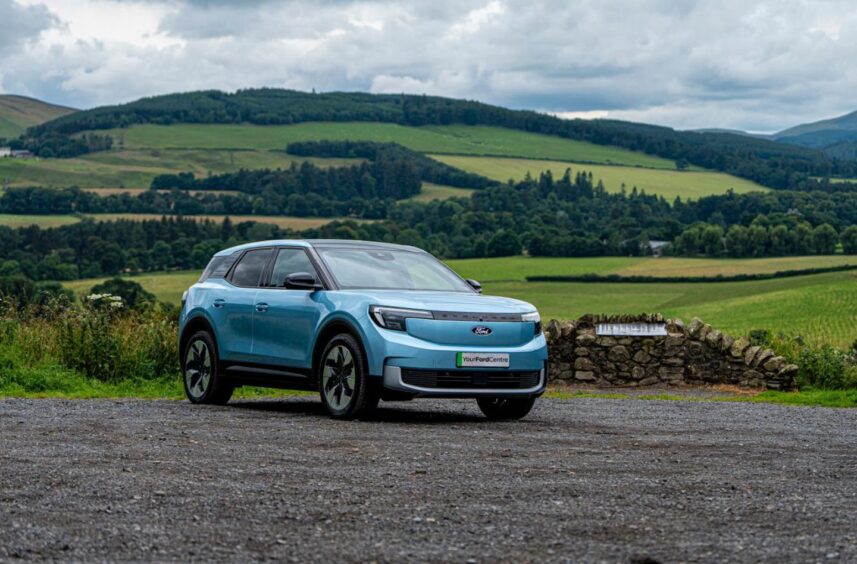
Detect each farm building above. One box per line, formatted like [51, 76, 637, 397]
[0, 147, 10, 158]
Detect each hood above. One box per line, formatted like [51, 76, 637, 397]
[335, 290, 537, 314]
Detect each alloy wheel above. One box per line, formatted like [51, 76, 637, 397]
[184, 339, 212, 400]
[322, 345, 356, 411]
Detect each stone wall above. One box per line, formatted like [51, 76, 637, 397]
[544, 315, 798, 390]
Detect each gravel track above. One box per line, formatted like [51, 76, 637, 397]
[1, 397, 856, 563]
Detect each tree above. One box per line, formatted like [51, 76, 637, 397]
[841, 226, 857, 254]
[486, 229, 522, 257]
[725, 225, 750, 257]
[812, 223, 838, 255]
[90, 278, 156, 310]
[701, 225, 724, 256]
[747, 225, 769, 257]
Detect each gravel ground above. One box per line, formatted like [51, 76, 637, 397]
[1, 397, 856, 563]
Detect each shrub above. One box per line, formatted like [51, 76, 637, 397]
[748, 329, 771, 347]
[797, 346, 852, 390]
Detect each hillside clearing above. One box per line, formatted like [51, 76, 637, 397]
[0, 149, 360, 190]
[433, 155, 767, 200]
[408, 182, 475, 202]
[96, 122, 683, 169]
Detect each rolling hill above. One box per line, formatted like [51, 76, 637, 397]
[0, 95, 76, 139]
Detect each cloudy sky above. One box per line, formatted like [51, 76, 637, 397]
[2, 0, 856, 132]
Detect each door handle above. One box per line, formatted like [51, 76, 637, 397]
[255, 302, 269, 312]
[212, 298, 226, 308]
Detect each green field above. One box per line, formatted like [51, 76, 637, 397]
[0, 95, 74, 138]
[99, 123, 682, 168]
[0, 149, 360, 189]
[0, 214, 80, 228]
[434, 155, 767, 200]
[408, 182, 474, 202]
[63, 256, 857, 349]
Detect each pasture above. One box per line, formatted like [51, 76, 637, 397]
[433, 155, 767, 200]
[63, 255, 857, 349]
[0, 214, 80, 228]
[97, 122, 681, 168]
[0, 149, 359, 190]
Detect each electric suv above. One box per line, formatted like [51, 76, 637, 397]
[179, 240, 548, 420]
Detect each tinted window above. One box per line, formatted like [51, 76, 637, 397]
[269, 248, 319, 287]
[198, 251, 241, 282]
[230, 249, 272, 287]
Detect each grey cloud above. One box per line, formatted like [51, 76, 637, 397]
[0, 0, 57, 55]
[4, 0, 857, 131]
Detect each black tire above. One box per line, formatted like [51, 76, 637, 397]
[476, 397, 536, 420]
[181, 330, 233, 405]
[317, 333, 379, 420]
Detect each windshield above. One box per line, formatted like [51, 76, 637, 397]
[318, 247, 474, 292]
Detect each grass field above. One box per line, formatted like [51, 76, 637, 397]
[0, 95, 74, 138]
[448, 255, 857, 281]
[63, 256, 857, 349]
[0, 214, 80, 228]
[408, 182, 475, 202]
[433, 155, 767, 200]
[0, 149, 360, 189]
[98, 123, 683, 169]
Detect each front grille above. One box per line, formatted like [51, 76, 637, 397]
[401, 369, 540, 389]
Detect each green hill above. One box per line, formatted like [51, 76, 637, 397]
[0, 95, 75, 139]
[24, 88, 848, 188]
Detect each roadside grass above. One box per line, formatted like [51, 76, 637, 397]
[433, 155, 766, 201]
[94, 123, 680, 169]
[0, 366, 312, 400]
[544, 389, 857, 408]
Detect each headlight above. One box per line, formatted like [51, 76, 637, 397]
[369, 306, 434, 331]
[522, 311, 542, 334]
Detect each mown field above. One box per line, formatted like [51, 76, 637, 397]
[434, 155, 767, 200]
[63, 256, 857, 349]
[98, 123, 683, 168]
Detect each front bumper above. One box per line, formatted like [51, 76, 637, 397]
[382, 364, 547, 398]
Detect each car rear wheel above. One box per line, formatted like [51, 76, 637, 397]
[182, 331, 233, 405]
[476, 397, 536, 420]
[318, 333, 379, 420]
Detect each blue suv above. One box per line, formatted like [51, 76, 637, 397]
[179, 240, 548, 419]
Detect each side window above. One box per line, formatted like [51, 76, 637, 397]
[269, 248, 319, 287]
[229, 249, 273, 287]
[198, 251, 240, 282]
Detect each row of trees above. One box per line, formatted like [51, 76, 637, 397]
[18, 88, 856, 187]
[672, 221, 857, 257]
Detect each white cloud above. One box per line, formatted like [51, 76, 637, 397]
[2, 0, 857, 131]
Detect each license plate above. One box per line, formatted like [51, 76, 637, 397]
[456, 352, 510, 368]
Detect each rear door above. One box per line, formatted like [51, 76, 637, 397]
[209, 247, 272, 362]
[251, 247, 324, 370]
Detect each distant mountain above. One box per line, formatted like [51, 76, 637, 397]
[689, 127, 765, 138]
[0, 95, 76, 140]
[773, 110, 857, 154]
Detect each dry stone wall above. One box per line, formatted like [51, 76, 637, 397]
[544, 315, 798, 390]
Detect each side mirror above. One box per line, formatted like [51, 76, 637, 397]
[466, 279, 482, 293]
[284, 272, 322, 290]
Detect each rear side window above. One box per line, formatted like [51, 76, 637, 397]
[230, 249, 273, 287]
[198, 252, 240, 282]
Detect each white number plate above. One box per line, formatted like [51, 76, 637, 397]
[456, 352, 510, 368]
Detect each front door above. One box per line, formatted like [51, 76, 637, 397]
[252, 247, 324, 370]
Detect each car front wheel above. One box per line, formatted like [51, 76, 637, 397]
[182, 330, 233, 405]
[476, 397, 536, 420]
[318, 333, 379, 420]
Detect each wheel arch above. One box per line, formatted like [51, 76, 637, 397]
[312, 318, 370, 381]
[180, 314, 219, 363]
